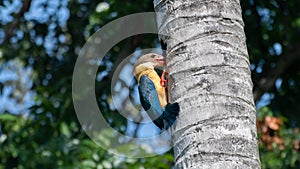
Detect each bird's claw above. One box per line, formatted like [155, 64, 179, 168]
[160, 69, 168, 88]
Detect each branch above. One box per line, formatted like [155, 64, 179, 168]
[253, 42, 300, 101]
[1, 0, 32, 44]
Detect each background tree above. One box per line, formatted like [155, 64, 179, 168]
[0, 0, 299, 168]
[240, 1, 300, 168]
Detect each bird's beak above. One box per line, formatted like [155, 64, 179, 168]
[155, 57, 165, 66]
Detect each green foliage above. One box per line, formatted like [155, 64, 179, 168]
[0, 0, 173, 168]
[0, 112, 174, 168]
[241, 0, 300, 123]
[257, 107, 300, 169]
[241, 1, 300, 167]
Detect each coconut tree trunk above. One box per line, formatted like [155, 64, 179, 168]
[154, 0, 261, 168]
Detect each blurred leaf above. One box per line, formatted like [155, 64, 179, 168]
[0, 113, 17, 122]
[60, 122, 71, 138]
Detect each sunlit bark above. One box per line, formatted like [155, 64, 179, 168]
[154, 0, 261, 168]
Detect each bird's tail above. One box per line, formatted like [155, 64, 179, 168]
[153, 103, 180, 130]
[163, 103, 180, 130]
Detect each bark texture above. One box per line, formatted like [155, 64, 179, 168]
[154, 0, 261, 168]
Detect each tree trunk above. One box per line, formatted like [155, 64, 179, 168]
[154, 0, 261, 168]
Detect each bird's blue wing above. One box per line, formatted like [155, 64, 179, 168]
[138, 75, 163, 123]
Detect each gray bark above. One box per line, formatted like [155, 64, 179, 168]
[154, 0, 261, 168]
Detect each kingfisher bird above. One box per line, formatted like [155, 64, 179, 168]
[133, 53, 179, 130]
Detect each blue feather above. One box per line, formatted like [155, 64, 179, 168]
[138, 75, 179, 130]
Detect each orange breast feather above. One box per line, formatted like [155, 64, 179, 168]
[138, 69, 167, 108]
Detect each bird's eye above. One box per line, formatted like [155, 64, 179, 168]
[151, 54, 156, 58]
